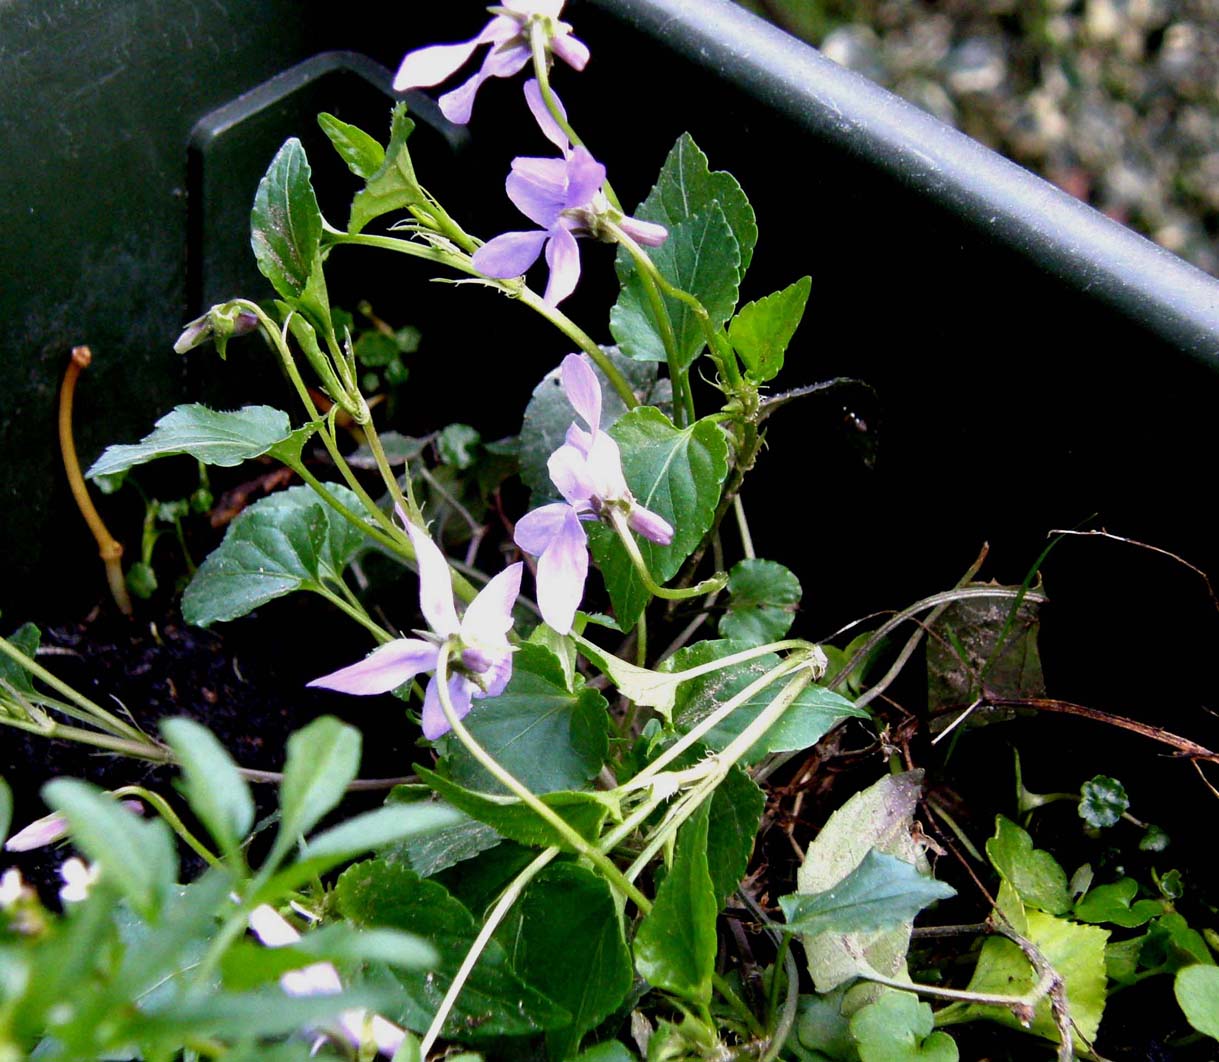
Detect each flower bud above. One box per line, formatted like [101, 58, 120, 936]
[628, 505, 675, 546]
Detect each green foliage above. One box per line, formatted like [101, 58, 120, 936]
[634, 801, 718, 1006]
[438, 423, 482, 470]
[985, 815, 1071, 915]
[182, 484, 368, 625]
[1078, 774, 1128, 828]
[706, 765, 766, 909]
[1073, 878, 1164, 928]
[588, 407, 729, 630]
[1175, 964, 1219, 1039]
[850, 991, 958, 1062]
[348, 103, 426, 235]
[161, 716, 254, 859]
[86, 404, 308, 479]
[718, 558, 803, 644]
[318, 111, 385, 178]
[0, 621, 40, 702]
[383, 785, 503, 877]
[0, 776, 11, 844]
[440, 643, 609, 794]
[251, 138, 324, 301]
[728, 276, 813, 383]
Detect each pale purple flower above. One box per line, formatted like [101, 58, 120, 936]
[393, 0, 589, 125]
[514, 354, 674, 633]
[5, 800, 143, 853]
[309, 523, 521, 740]
[248, 904, 407, 1057]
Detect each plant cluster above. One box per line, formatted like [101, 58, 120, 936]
[2, 3, 1217, 1060]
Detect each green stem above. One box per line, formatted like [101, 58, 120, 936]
[733, 495, 755, 560]
[315, 585, 394, 644]
[635, 609, 648, 667]
[419, 847, 558, 1056]
[112, 785, 225, 870]
[0, 712, 168, 762]
[434, 644, 651, 911]
[761, 939, 801, 1062]
[714, 972, 766, 1039]
[359, 404, 422, 527]
[609, 509, 726, 600]
[0, 637, 150, 744]
[288, 461, 406, 557]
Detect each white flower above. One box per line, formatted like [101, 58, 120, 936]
[58, 858, 99, 903]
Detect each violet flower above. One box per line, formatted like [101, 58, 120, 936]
[514, 354, 674, 633]
[393, 0, 589, 125]
[309, 523, 522, 740]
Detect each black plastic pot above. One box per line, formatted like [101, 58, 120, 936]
[3, 0, 1218, 707]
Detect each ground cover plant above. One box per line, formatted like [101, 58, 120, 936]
[2, 3, 1217, 1059]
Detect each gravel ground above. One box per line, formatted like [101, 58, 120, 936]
[739, 0, 1219, 275]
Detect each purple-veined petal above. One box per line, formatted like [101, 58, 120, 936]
[461, 562, 523, 652]
[472, 229, 549, 279]
[618, 215, 669, 247]
[478, 652, 515, 699]
[550, 31, 591, 71]
[535, 506, 589, 634]
[564, 422, 594, 458]
[421, 674, 476, 740]
[563, 146, 606, 209]
[514, 501, 575, 555]
[542, 225, 581, 306]
[560, 353, 601, 433]
[308, 639, 438, 696]
[585, 430, 629, 500]
[406, 523, 460, 638]
[507, 157, 569, 226]
[548, 442, 597, 508]
[628, 505, 675, 545]
[524, 78, 570, 154]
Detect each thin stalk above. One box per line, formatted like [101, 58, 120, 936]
[0, 713, 169, 762]
[635, 610, 648, 667]
[419, 847, 558, 1056]
[287, 461, 409, 559]
[0, 635, 150, 743]
[59, 345, 132, 615]
[733, 495, 755, 559]
[360, 411, 422, 527]
[434, 645, 651, 911]
[315, 585, 394, 644]
[609, 510, 726, 600]
[760, 939, 801, 1062]
[112, 785, 224, 870]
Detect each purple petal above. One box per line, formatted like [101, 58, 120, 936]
[535, 506, 589, 634]
[473, 229, 548, 279]
[394, 35, 488, 91]
[461, 562, 523, 651]
[560, 353, 601, 433]
[628, 505, 675, 545]
[548, 443, 597, 508]
[308, 639, 438, 695]
[478, 652, 515, 699]
[618, 215, 669, 247]
[550, 31, 591, 71]
[543, 225, 581, 306]
[524, 78, 570, 154]
[515, 501, 576, 556]
[421, 674, 475, 740]
[406, 523, 460, 638]
[563, 146, 606, 210]
[585, 428, 629, 500]
[438, 40, 530, 124]
[564, 422, 594, 456]
[507, 157, 570, 227]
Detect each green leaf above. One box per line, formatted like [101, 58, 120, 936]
[182, 484, 368, 626]
[1175, 965, 1219, 1039]
[588, 408, 729, 630]
[850, 991, 958, 1062]
[318, 111, 385, 179]
[519, 349, 658, 499]
[0, 621, 40, 699]
[1142, 912, 1214, 971]
[349, 103, 425, 235]
[985, 816, 1071, 915]
[728, 276, 812, 383]
[510, 863, 633, 1059]
[575, 1043, 636, 1062]
[273, 716, 361, 865]
[42, 778, 177, 919]
[0, 776, 11, 844]
[1073, 878, 1164, 928]
[440, 644, 609, 794]
[251, 138, 323, 300]
[707, 765, 766, 910]
[630, 132, 758, 277]
[417, 766, 613, 852]
[938, 910, 1109, 1043]
[437, 423, 481, 470]
[665, 640, 867, 765]
[382, 786, 502, 877]
[718, 559, 802, 645]
[634, 801, 717, 1006]
[610, 205, 740, 369]
[1078, 775, 1128, 828]
[335, 858, 569, 1039]
[571, 633, 684, 720]
[780, 851, 955, 940]
[161, 717, 253, 858]
[86, 404, 301, 479]
[795, 772, 927, 993]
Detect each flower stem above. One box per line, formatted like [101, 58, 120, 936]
[112, 785, 225, 870]
[58, 345, 132, 616]
[434, 645, 651, 911]
[609, 510, 726, 601]
[315, 584, 394, 644]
